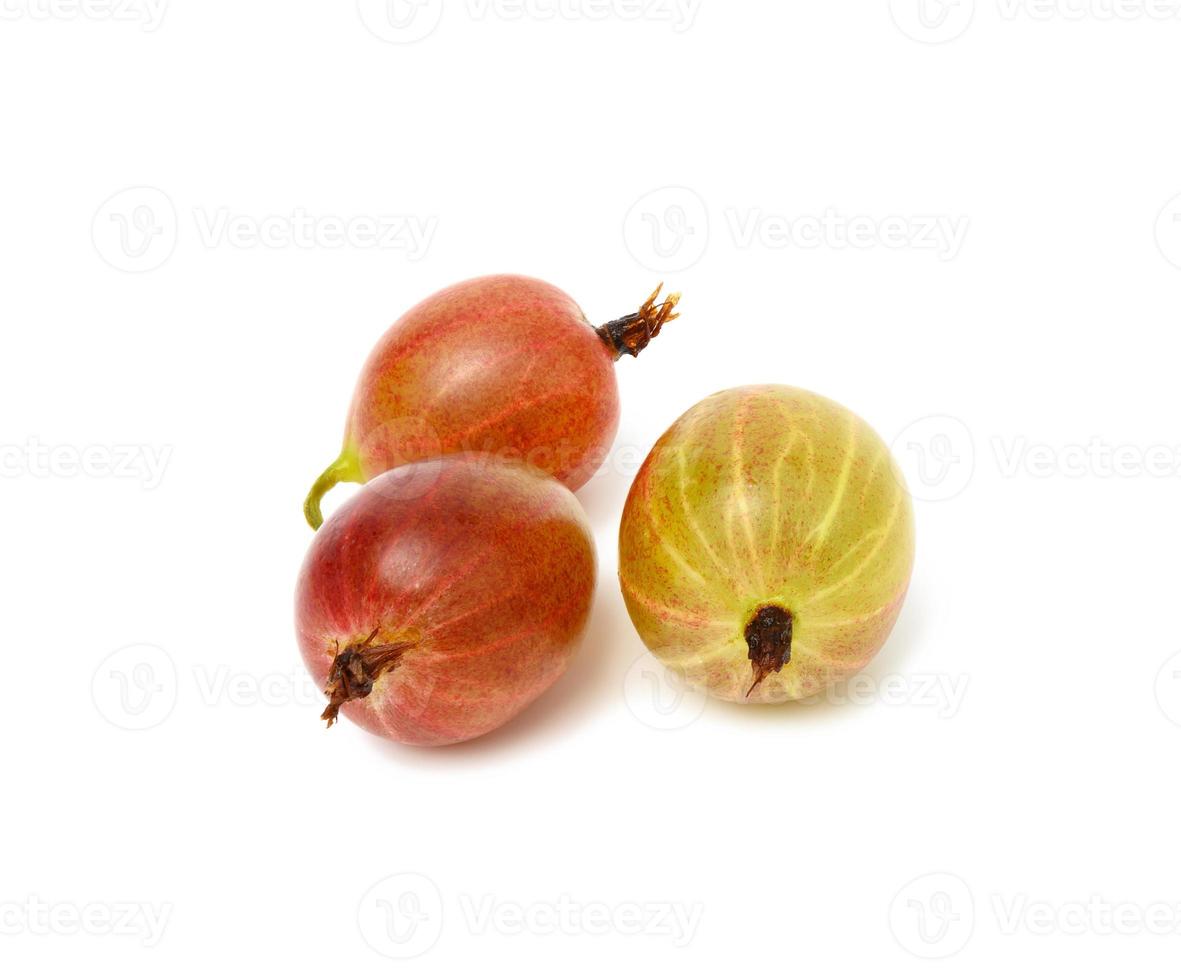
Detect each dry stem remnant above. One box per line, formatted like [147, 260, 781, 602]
[745, 606, 793, 698]
[595, 284, 681, 360]
[321, 628, 416, 727]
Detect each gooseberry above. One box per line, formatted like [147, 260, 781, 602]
[295, 454, 596, 745]
[303, 275, 680, 529]
[618, 385, 915, 703]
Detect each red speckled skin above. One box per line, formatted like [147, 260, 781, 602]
[295, 455, 597, 746]
[345, 275, 620, 491]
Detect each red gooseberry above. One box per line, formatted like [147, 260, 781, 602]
[303, 275, 680, 529]
[295, 454, 597, 746]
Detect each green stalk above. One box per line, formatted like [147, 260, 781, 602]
[304, 449, 363, 530]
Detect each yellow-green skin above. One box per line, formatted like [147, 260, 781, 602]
[619, 385, 915, 704]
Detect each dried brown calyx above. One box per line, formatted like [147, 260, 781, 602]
[595, 284, 682, 360]
[745, 606, 793, 698]
[321, 628, 416, 727]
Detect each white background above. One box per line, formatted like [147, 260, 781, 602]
[3, 0, 1181, 975]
